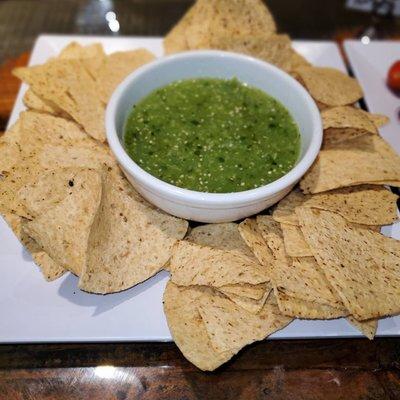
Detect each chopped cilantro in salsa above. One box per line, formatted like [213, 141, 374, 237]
[124, 78, 300, 193]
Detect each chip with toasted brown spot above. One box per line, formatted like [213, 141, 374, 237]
[297, 207, 400, 320]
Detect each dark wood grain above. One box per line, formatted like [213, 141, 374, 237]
[0, 340, 399, 399]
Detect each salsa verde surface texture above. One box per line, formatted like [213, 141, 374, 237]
[124, 78, 300, 193]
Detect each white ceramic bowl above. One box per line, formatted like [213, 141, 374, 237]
[106, 50, 322, 223]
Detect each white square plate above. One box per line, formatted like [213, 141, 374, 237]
[2, 35, 399, 343]
[344, 40, 400, 154]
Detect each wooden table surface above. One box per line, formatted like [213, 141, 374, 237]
[1, 1, 400, 399]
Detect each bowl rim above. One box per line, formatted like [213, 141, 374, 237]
[106, 49, 322, 207]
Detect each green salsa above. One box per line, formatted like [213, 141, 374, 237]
[124, 78, 300, 193]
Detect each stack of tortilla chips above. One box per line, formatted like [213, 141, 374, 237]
[165, 223, 292, 371]
[1, 0, 400, 372]
[161, 0, 400, 370]
[1, 43, 188, 289]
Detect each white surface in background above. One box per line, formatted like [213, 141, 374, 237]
[2, 36, 399, 343]
[344, 40, 400, 153]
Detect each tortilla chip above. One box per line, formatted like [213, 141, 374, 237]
[0, 112, 110, 218]
[2, 213, 65, 281]
[59, 42, 105, 61]
[347, 317, 377, 340]
[57, 42, 106, 80]
[273, 186, 398, 226]
[296, 66, 363, 107]
[79, 171, 188, 293]
[288, 49, 312, 72]
[164, 4, 197, 54]
[186, 222, 256, 260]
[170, 0, 276, 51]
[323, 106, 377, 132]
[300, 134, 400, 194]
[23, 168, 102, 276]
[198, 290, 292, 353]
[218, 287, 270, 314]
[208, 34, 293, 70]
[187, 222, 268, 300]
[256, 215, 343, 307]
[14, 59, 106, 142]
[322, 106, 378, 146]
[280, 223, 313, 257]
[19, 168, 89, 218]
[39, 144, 116, 171]
[275, 289, 348, 319]
[163, 282, 235, 371]
[359, 110, 390, 128]
[218, 283, 268, 300]
[169, 240, 269, 287]
[297, 207, 400, 320]
[94, 49, 155, 104]
[23, 89, 70, 118]
[238, 218, 275, 268]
